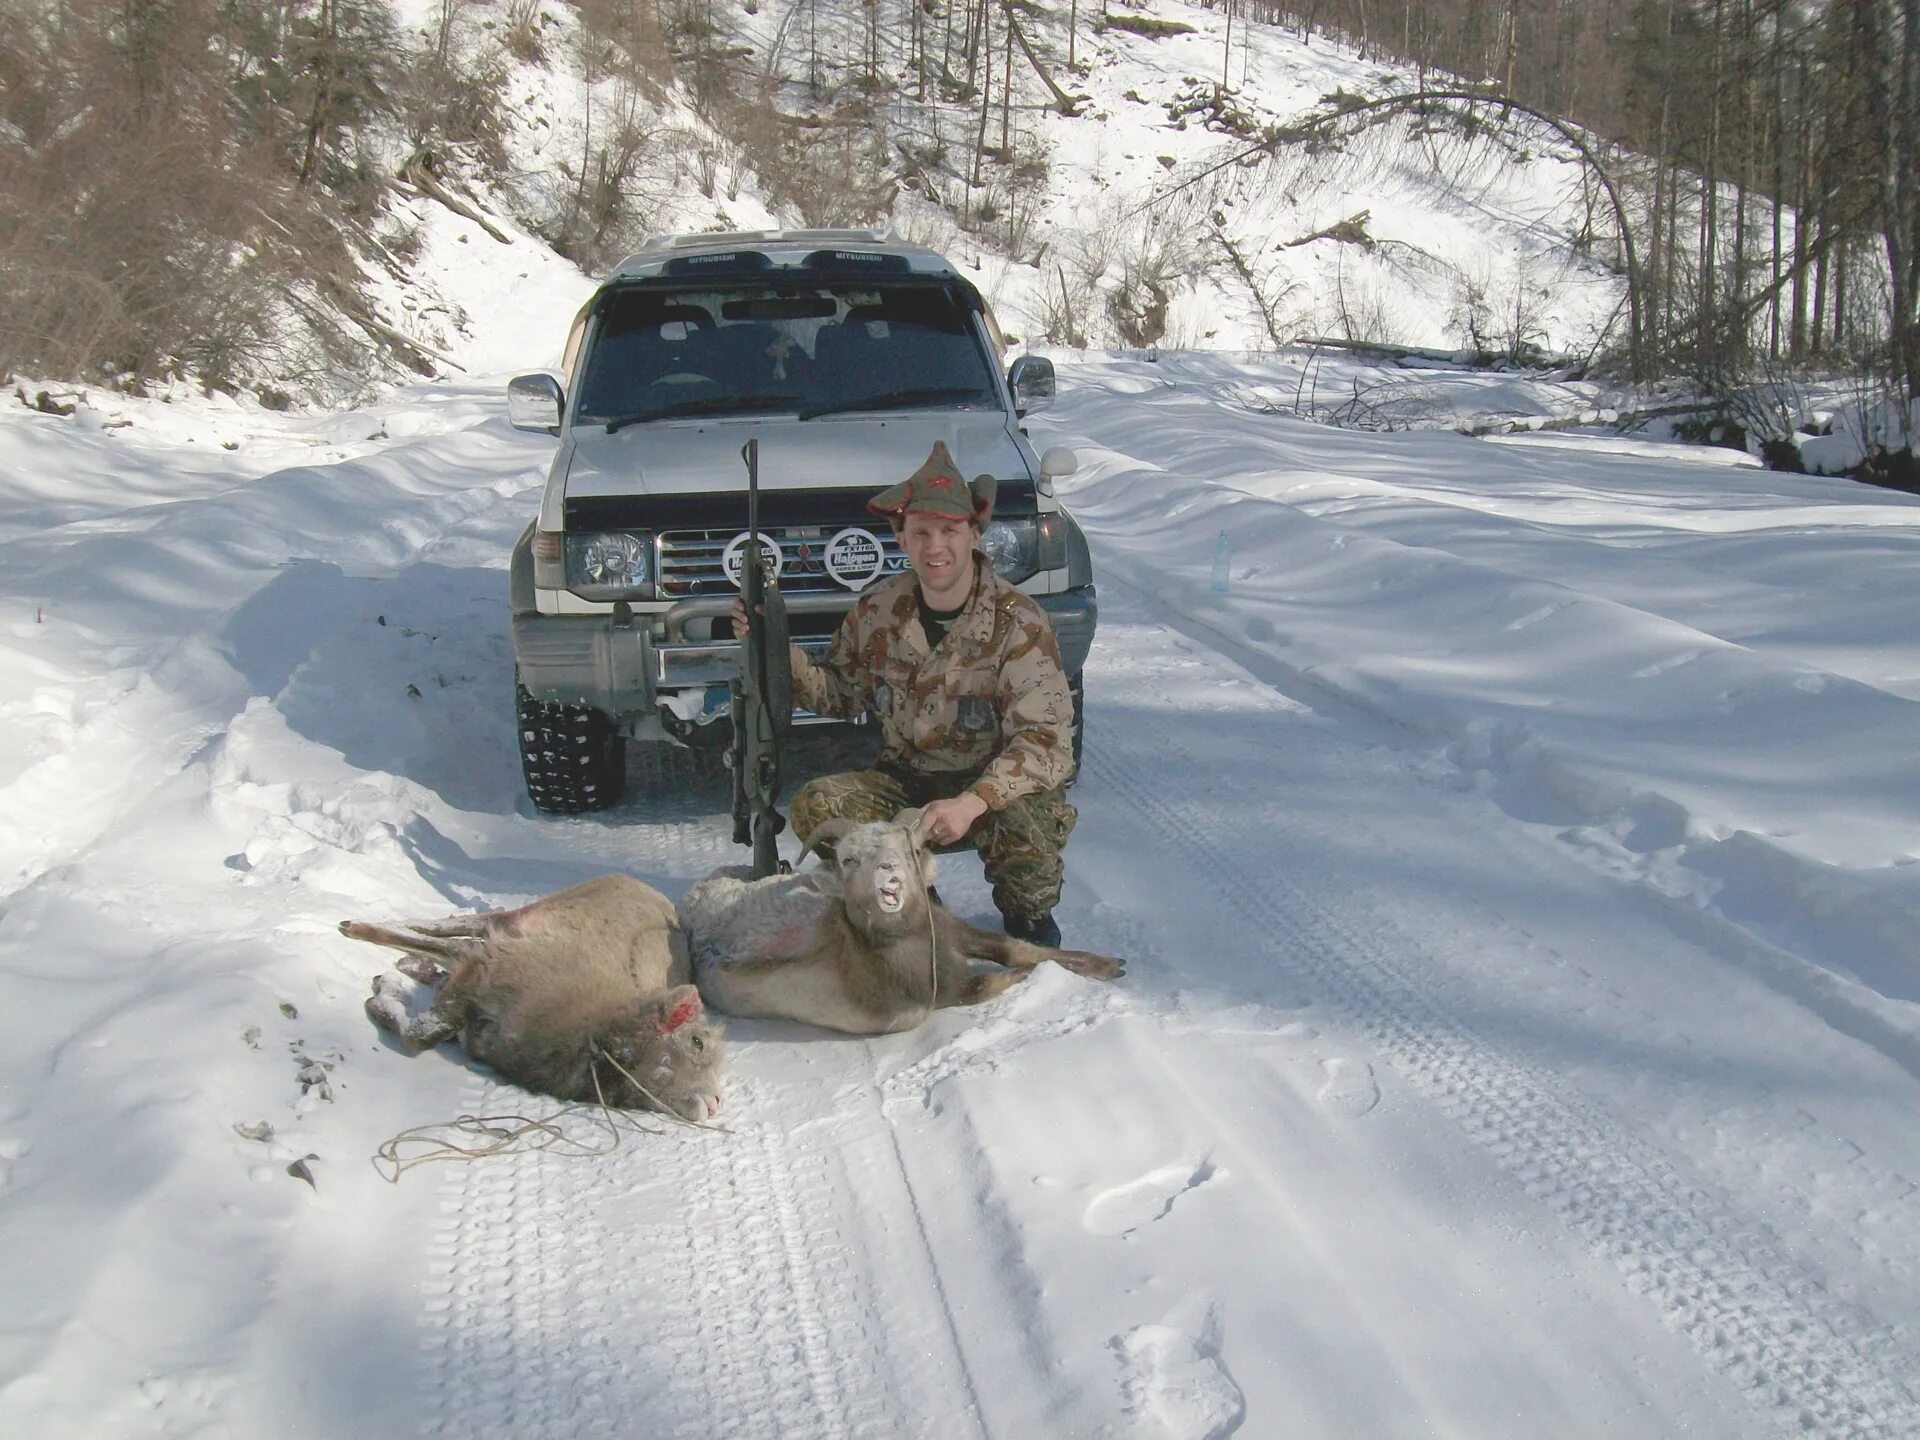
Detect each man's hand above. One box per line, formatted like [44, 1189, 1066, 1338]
[731, 595, 752, 639]
[919, 793, 988, 847]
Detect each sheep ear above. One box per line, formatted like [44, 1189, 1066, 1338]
[654, 984, 704, 1035]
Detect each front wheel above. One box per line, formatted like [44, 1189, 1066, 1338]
[516, 677, 627, 814]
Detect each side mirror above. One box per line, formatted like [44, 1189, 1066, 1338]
[507, 373, 564, 434]
[1039, 446, 1078, 481]
[1007, 354, 1055, 416]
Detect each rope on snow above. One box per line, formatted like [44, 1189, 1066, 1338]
[371, 1047, 731, 1184]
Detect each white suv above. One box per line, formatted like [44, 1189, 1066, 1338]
[505, 228, 1097, 813]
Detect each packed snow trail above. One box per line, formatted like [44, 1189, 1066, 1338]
[6, 373, 1920, 1438]
[1082, 596, 1920, 1437]
[274, 574, 1920, 1440]
[253, 576, 1914, 1438]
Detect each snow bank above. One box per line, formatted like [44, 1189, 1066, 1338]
[1044, 351, 1920, 1034]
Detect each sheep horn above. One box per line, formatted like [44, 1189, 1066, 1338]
[798, 817, 856, 868]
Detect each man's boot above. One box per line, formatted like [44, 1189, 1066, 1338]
[1003, 911, 1061, 948]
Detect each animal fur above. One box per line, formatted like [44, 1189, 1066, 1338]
[681, 813, 1124, 1035]
[343, 874, 724, 1121]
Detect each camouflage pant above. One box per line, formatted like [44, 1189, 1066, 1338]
[789, 768, 1077, 921]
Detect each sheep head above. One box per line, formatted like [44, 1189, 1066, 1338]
[804, 811, 937, 937]
[592, 985, 725, 1121]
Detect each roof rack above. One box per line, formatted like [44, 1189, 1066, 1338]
[638, 227, 892, 252]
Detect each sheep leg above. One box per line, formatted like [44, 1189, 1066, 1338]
[933, 910, 1125, 980]
[339, 919, 485, 964]
[935, 968, 1030, 1008]
[403, 996, 468, 1050]
[365, 972, 413, 1039]
[1040, 947, 1124, 980]
[395, 955, 451, 985]
[364, 975, 466, 1051]
[387, 913, 501, 938]
[364, 964, 474, 1052]
[393, 903, 554, 941]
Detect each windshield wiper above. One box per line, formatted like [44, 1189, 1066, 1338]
[602, 394, 802, 432]
[799, 386, 986, 421]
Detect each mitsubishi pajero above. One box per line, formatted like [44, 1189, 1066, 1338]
[506, 229, 1097, 813]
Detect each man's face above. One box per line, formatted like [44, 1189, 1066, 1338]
[899, 511, 977, 606]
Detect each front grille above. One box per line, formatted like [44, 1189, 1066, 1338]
[657, 524, 911, 599]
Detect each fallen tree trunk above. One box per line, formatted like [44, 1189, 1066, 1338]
[398, 154, 513, 246]
[1209, 225, 1289, 349]
[1001, 1, 1087, 116]
[1299, 335, 1578, 371]
[1279, 210, 1373, 248]
[301, 283, 466, 376]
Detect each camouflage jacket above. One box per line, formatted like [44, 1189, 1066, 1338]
[790, 557, 1074, 809]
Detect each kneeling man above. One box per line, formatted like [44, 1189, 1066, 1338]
[735, 441, 1077, 945]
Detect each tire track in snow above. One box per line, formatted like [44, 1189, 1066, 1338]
[414, 1039, 871, 1434]
[1088, 713, 1920, 1439]
[423, 1075, 634, 1437]
[661, 1098, 866, 1438]
[415, 1073, 972, 1437]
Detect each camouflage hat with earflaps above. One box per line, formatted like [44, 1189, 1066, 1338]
[867, 440, 998, 524]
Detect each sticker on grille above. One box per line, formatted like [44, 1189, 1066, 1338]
[657, 526, 911, 597]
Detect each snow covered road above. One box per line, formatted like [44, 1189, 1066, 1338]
[3, 360, 1920, 1438]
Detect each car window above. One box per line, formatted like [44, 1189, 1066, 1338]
[572, 283, 998, 424]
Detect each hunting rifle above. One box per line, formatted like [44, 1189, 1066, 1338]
[730, 438, 791, 878]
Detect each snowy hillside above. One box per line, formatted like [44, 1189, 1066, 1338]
[4, 168, 1920, 1437]
[381, 0, 1622, 365]
[864, 0, 1622, 356]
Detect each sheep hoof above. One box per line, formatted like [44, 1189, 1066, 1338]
[365, 990, 410, 1037]
[1058, 952, 1124, 981]
[396, 955, 449, 985]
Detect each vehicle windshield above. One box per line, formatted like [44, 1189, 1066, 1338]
[572, 282, 1000, 426]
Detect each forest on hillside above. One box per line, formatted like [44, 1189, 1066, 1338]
[0, 0, 1913, 461]
[1254, 0, 1918, 454]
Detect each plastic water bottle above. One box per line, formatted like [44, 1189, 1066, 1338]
[1210, 529, 1230, 594]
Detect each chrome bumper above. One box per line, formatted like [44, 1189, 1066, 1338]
[654, 594, 843, 687]
[513, 584, 1099, 723]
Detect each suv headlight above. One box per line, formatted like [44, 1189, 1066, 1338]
[565, 530, 654, 600]
[981, 515, 1069, 583]
[980, 519, 1037, 582]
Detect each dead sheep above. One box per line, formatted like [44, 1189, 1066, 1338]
[680, 811, 1125, 1036]
[342, 874, 724, 1121]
